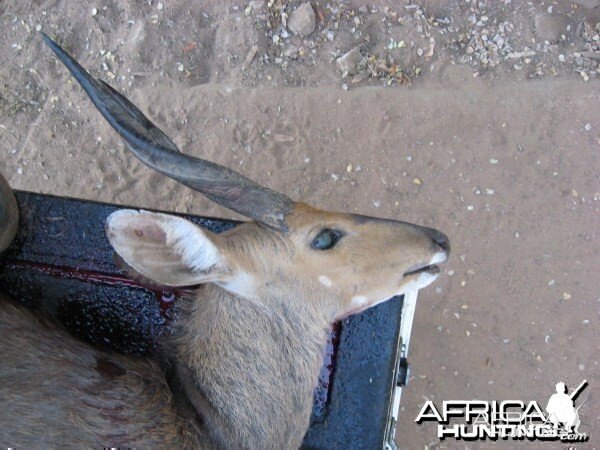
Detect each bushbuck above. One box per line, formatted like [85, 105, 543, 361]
[0, 34, 449, 449]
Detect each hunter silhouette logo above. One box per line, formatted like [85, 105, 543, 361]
[545, 380, 587, 435]
[415, 380, 589, 442]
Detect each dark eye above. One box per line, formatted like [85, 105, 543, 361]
[311, 228, 342, 250]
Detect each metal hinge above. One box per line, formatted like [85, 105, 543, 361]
[396, 357, 410, 387]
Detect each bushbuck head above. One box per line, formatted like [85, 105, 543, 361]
[0, 35, 453, 450]
[42, 33, 449, 323]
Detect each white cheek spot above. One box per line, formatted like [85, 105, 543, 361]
[318, 275, 333, 288]
[340, 268, 441, 319]
[351, 295, 368, 307]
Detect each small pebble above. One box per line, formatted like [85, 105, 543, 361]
[288, 2, 316, 37]
[490, 158, 498, 164]
[584, 123, 592, 131]
[562, 292, 571, 300]
[346, 164, 353, 172]
[582, 319, 589, 325]
[413, 178, 421, 185]
[373, 200, 381, 208]
[91, 7, 97, 16]
[467, 205, 474, 211]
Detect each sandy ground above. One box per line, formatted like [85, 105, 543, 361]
[1, 0, 599, 448]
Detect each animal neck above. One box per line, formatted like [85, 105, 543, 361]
[169, 284, 332, 449]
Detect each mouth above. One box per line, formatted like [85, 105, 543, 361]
[403, 264, 441, 277]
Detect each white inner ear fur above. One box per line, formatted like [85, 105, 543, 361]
[106, 210, 224, 286]
[166, 217, 221, 272]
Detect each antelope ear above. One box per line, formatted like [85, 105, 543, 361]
[106, 210, 226, 286]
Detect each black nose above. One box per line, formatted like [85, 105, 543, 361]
[423, 227, 450, 255]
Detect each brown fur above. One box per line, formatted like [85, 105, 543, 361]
[0, 204, 447, 448]
[0, 298, 207, 448]
[0, 48, 449, 444]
